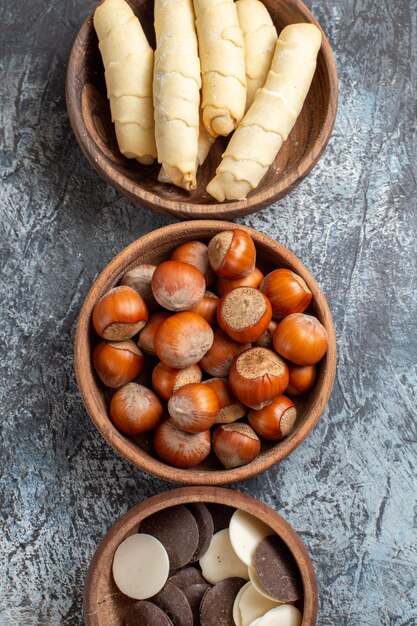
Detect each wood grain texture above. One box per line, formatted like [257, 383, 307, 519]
[74, 221, 336, 485]
[65, 0, 338, 220]
[0, 0, 416, 624]
[83, 488, 318, 625]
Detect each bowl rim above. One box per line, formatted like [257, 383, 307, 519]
[74, 220, 336, 485]
[65, 0, 338, 220]
[83, 486, 318, 626]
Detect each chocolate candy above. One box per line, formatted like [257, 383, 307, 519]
[255, 605, 302, 626]
[181, 582, 212, 624]
[112, 534, 169, 599]
[188, 503, 214, 561]
[152, 580, 193, 626]
[200, 528, 249, 584]
[253, 535, 303, 602]
[206, 503, 234, 532]
[124, 600, 173, 626]
[140, 505, 199, 570]
[169, 566, 207, 589]
[235, 582, 279, 626]
[229, 510, 273, 566]
[200, 577, 246, 626]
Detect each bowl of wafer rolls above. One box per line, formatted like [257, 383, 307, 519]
[66, 0, 338, 219]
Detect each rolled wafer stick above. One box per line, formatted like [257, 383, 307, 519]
[236, 0, 277, 111]
[193, 0, 246, 138]
[154, 0, 201, 190]
[206, 23, 322, 202]
[94, 0, 157, 165]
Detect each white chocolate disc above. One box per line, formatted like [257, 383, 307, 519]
[112, 533, 169, 599]
[256, 605, 302, 626]
[200, 528, 249, 585]
[233, 581, 251, 626]
[229, 510, 273, 566]
[248, 620, 262, 626]
[238, 582, 280, 626]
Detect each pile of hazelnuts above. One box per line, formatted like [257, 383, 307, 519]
[91, 229, 328, 471]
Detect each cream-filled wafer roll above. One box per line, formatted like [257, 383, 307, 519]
[206, 23, 322, 202]
[236, 0, 277, 111]
[154, 0, 201, 190]
[94, 0, 157, 164]
[193, 0, 246, 138]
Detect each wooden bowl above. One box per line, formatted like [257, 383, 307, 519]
[83, 486, 318, 625]
[74, 221, 336, 484]
[66, 0, 338, 220]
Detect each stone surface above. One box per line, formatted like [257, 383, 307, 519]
[0, 0, 416, 625]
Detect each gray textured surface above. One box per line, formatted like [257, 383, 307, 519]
[1, 0, 416, 624]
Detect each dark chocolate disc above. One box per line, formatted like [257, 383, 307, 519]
[253, 535, 303, 602]
[181, 582, 211, 625]
[124, 600, 173, 626]
[169, 566, 207, 589]
[187, 503, 214, 561]
[140, 505, 199, 570]
[200, 577, 246, 626]
[151, 580, 193, 626]
[205, 504, 235, 533]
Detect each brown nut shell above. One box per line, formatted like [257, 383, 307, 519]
[152, 362, 203, 401]
[151, 260, 206, 312]
[168, 383, 219, 433]
[93, 340, 144, 388]
[153, 419, 211, 468]
[92, 285, 148, 340]
[208, 230, 256, 279]
[217, 287, 272, 343]
[248, 395, 296, 441]
[154, 312, 214, 369]
[203, 378, 246, 424]
[260, 268, 312, 319]
[229, 347, 289, 410]
[110, 382, 163, 435]
[200, 328, 250, 378]
[212, 423, 261, 469]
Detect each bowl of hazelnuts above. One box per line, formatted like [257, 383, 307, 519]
[75, 221, 336, 484]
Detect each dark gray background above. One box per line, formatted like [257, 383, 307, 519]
[1, 0, 416, 624]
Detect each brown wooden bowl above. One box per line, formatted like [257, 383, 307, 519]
[66, 0, 338, 220]
[74, 221, 336, 485]
[83, 486, 318, 625]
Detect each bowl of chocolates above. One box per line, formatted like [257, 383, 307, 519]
[83, 487, 318, 625]
[74, 221, 336, 484]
